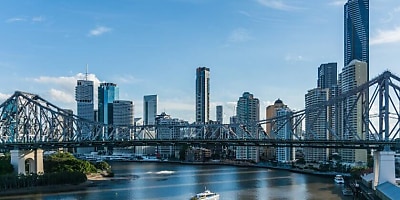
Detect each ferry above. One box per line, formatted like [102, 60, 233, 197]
[191, 188, 220, 200]
[334, 175, 345, 184]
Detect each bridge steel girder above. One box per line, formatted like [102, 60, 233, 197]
[0, 71, 400, 150]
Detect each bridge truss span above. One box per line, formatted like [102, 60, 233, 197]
[0, 71, 400, 150]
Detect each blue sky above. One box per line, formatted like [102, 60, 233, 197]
[1, 0, 400, 123]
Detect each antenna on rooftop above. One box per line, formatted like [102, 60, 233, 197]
[85, 64, 89, 81]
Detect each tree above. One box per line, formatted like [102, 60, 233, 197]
[44, 152, 97, 174]
[0, 154, 13, 175]
[179, 144, 189, 161]
[350, 167, 367, 180]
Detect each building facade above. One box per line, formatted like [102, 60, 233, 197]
[236, 92, 260, 162]
[195, 67, 210, 123]
[318, 63, 338, 89]
[113, 100, 134, 140]
[143, 95, 158, 125]
[344, 0, 369, 74]
[98, 83, 119, 125]
[338, 60, 368, 164]
[216, 105, 223, 124]
[75, 79, 94, 121]
[264, 99, 287, 160]
[276, 107, 293, 162]
[305, 88, 331, 162]
[156, 112, 189, 158]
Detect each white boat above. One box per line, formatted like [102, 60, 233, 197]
[334, 175, 345, 184]
[191, 188, 220, 200]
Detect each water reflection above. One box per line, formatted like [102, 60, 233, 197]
[3, 162, 352, 200]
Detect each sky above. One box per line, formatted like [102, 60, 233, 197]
[1, 0, 400, 123]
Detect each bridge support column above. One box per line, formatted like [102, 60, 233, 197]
[10, 149, 44, 175]
[373, 150, 395, 189]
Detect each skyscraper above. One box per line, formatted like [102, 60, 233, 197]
[156, 112, 189, 158]
[216, 105, 223, 123]
[75, 74, 95, 154]
[195, 67, 210, 123]
[143, 95, 158, 125]
[276, 107, 293, 163]
[236, 92, 260, 162]
[339, 60, 368, 164]
[318, 63, 337, 89]
[75, 79, 94, 121]
[305, 88, 331, 162]
[113, 100, 134, 140]
[98, 82, 119, 125]
[344, 0, 369, 76]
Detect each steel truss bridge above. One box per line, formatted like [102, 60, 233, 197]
[1, 71, 400, 150]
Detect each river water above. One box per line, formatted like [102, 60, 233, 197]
[4, 162, 351, 200]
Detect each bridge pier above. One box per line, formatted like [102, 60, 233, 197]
[373, 150, 395, 189]
[10, 149, 44, 175]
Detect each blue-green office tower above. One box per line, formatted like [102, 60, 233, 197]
[344, 0, 369, 78]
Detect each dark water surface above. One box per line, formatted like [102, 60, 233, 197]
[4, 162, 352, 200]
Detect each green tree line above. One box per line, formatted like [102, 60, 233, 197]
[0, 152, 110, 192]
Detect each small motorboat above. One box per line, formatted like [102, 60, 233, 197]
[191, 187, 220, 200]
[334, 175, 345, 184]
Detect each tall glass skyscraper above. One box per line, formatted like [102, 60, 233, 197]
[98, 82, 119, 125]
[143, 95, 158, 125]
[195, 67, 210, 123]
[344, 0, 369, 75]
[317, 63, 337, 89]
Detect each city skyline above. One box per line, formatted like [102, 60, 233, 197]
[1, 0, 400, 123]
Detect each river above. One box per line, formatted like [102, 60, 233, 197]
[2, 162, 352, 200]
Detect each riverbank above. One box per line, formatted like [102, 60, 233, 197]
[0, 181, 92, 199]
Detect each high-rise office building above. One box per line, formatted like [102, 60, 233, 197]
[195, 67, 210, 123]
[339, 60, 368, 164]
[236, 92, 260, 162]
[75, 75, 95, 154]
[216, 105, 223, 123]
[113, 100, 134, 126]
[143, 95, 158, 125]
[75, 79, 94, 121]
[344, 0, 369, 76]
[266, 99, 286, 135]
[156, 112, 189, 158]
[264, 99, 287, 160]
[276, 107, 293, 162]
[113, 100, 134, 140]
[98, 82, 119, 125]
[318, 63, 337, 89]
[305, 88, 331, 162]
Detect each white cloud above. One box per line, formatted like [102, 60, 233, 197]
[329, 0, 346, 6]
[6, 16, 45, 23]
[228, 28, 252, 43]
[88, 26, 112, 36]
[32, 16, 45, 22]
[380, 6, 400, 24]
[5, 17, 26, 23]
[49, 88, 75, 104]
[32, 73, 102, 111]
[285, 54, 305, 62]
[0, 93, 12, 102]
[255, 0, 298, 11]
[371, 27, 400, 45]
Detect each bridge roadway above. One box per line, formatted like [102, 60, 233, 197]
[1, 139, 398, 150]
